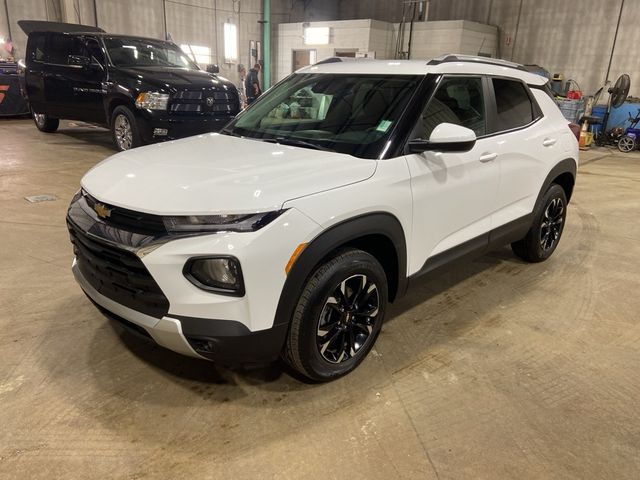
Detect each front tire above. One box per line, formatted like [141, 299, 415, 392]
[283, 249, 388, 382]
[512, 183, 567, 263]
[111, 106, 141, 151]
[32, 111, 59, 133]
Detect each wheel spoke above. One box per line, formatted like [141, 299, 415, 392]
[317, 320, 339, 337]
[320, 329, 342, 355]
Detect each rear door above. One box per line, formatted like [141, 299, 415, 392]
[41, 32, 77, 118]
[488, 77, 557, 228]
[405, 75, 499, 273]
[24, 32, 48, 113]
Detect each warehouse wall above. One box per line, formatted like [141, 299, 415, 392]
[0, 0, 63, 59]
[275, 19, 496, 81]
[428, 0, 640, 96]
[394, 20, 497, 60]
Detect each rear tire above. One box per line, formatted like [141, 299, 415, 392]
[32, 111, 59, 133]
[111, 106, 141, 151]
[512, 183, 567, 263]
[283, 249, 388, 382]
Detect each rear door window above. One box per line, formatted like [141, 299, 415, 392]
[492, 78, 535, 131]
[46, 33, 86, 65]
[28, 32, 47, 63]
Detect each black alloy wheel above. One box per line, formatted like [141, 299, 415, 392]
[539, 197, 564, 252]
[512, 183, 568, 263]
[316, 274, 380, 364]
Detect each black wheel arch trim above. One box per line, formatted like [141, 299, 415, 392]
[273, 212, 408, 330]
[538, 157, 577, 204]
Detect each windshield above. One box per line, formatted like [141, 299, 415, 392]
[223, 73, 421, 159]
[104, 37, 198, 69]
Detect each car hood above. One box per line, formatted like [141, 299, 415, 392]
[81, 134, 377, 215]
[118, 67, 235, 91]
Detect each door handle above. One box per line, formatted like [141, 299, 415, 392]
[479, 152, 498, 163]
[542, 138, 557, 147]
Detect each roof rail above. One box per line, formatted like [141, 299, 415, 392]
[427, 54, 527, 72]
[313, 57, 344, 65]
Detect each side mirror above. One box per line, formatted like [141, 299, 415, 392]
[407, 123, 477, 153]
[68, 55, 91, 67]
[206, 64, 220, 74]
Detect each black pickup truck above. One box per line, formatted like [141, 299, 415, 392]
[20, 21, 240, 150]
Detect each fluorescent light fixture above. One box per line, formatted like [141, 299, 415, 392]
[304, 27, 330, 45]
[223, 23, 238, 62]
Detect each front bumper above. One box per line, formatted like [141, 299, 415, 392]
[67, 191, 321, 364]
[137, 111, 235, 144]
[74, 261, 288, 364]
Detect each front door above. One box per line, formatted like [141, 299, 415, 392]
[405, 75, 499, 274]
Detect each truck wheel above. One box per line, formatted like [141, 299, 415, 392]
[512, 184, 567, 263]
[32, 111, 59, 133]
[283, 248, 387, 382]
[111, 106, 141, 151]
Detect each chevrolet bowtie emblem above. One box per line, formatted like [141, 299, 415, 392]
[94, 203, 112, 219]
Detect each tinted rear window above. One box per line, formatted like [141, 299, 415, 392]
[492, 78, 535, 131]
[28, 33, 47, 63]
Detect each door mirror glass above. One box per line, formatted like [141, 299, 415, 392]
[206, 64, 220, 74]
[408, 123, 477, 153]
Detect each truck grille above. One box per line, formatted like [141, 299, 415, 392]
[83, 193, 166, 236]
[170, 89, 239, 116]
[68, 220, 170, 319]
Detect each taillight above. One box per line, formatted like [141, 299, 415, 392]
[568, 123, 580, 141]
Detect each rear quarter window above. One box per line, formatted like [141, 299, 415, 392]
[27, 33, 47, 63]
[492, 78, 535, 131]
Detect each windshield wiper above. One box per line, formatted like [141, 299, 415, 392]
[272, 137, 334, 152]
[220, 128, 241, 137]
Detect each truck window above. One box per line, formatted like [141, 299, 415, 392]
[47, 34, 87, 65]
[28, 33, 47, 63]
[85, 39, 105, 66]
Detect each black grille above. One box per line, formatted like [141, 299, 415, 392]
[170, 89, 239, 116]
[69, 220, 170, 319]
[84, 193, 166, 236]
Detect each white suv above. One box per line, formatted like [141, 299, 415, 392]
[68, 55, 578, 381]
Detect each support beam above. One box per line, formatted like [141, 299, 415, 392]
[262, 0, 271, 89]
[3, 0, 11, 39]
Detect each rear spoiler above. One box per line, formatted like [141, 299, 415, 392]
[18, 20, 105, 35]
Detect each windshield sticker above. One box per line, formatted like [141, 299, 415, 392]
[376, 120, 393, 132]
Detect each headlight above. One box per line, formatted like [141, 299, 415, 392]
[163, 210, 284, 233]
[135, 92, 170, 110]
[184, 257, 244, 295]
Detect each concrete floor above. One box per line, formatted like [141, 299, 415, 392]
[1, 118, 639, 479]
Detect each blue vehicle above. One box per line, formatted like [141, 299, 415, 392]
[618, 110, 640, 153]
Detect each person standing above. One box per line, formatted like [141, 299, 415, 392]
[237, 66, 247, 109]
[245, 63, 262, 105]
